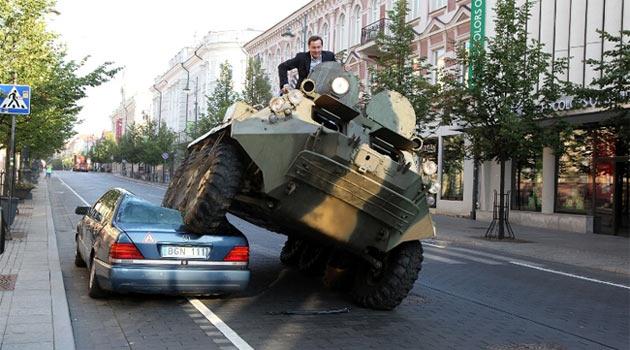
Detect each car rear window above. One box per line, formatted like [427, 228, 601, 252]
[117, 197, 183, 226]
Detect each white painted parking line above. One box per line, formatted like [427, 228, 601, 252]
[188, 298, 254, 350]
[424, 254, 465, 264]
[510, 261, 630, 290]
[57, 176, 90, 206]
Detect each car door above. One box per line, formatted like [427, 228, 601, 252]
[92, 190, 123, 262]
[83, 192, 114, 256]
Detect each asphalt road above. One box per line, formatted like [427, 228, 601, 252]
[48, 171, 630, 350]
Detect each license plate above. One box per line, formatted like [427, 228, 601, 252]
[160, 246, 210, 259]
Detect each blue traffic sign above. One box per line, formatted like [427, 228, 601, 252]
[0, 84, 31, 115]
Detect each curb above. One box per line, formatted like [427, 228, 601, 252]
[44, 181, 76, 350]
[110, 172, 168, 189]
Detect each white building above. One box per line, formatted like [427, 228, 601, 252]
[151, 29, 261, 139]
[109, 89, 153, 140]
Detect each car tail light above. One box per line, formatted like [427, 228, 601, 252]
[224, 246, 249, 262]
[110, 243, 144, 260]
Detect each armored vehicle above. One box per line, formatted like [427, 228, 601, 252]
[163, 62, 438, 310]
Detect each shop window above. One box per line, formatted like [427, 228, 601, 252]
[556, 129, 593, 214]
[512, 154, 543, 211]
[441, 135, 464, 201]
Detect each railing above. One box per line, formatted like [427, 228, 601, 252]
[361, 18, 387, 45]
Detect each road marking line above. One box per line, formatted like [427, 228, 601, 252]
[424, 246, 503, 265]
[188, 298, 254, 350]
[423, 242, 447, 249]
[424, 254, 464, 264]
[57, 176, 90, 206]
[510, 261, 630, 290]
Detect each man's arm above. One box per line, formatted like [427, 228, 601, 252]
[278, 53, 302, 91]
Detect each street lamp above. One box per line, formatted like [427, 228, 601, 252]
[281, 14, 308, 51]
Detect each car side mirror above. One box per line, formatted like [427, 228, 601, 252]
[75, 206, 90, 215]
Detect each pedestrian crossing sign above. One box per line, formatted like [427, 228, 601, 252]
[0, 84, 31, 115]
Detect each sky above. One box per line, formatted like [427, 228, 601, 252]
[48, 0, 311, 135]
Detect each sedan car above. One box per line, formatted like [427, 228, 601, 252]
[74, 188, 250, 298]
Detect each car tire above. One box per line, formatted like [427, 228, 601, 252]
[182, 141, 243, 233]
[350, 241, 423, 310]
[298, 244, 330, 276]
[74, 244, 86, 268]
[162, 145, 200, 208]
[280, 237, 304, 266]
[88, 255, 107, 298]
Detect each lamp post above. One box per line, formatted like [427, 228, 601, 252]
[181, 63, 191, 138]
[152, 80, 166, 127]
[281, 13, 308, 51]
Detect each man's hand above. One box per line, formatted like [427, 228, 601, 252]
[281, 84, 290, 94]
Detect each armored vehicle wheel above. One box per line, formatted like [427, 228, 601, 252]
[298, 244, 330, 276]
[351, 241, 423, 310]
[280, 237, 304, 266]
[183, 141, 243, 233]
[163, 146, 199, 208]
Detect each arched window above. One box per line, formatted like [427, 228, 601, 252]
[411, 0, 421, 19]
[352, 5, 361, 45]
[336, 13, 346, 51]
[321, 22, 330, 50]
[370, 0, 379, 23]
[285, 43, 291, 61]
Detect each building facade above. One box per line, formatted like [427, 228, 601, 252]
[108, 90, 152, 141]
[151, 29, 261, 140]
[245, 0, 628, 236]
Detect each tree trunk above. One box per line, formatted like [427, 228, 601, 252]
[498, 159, 506, 240]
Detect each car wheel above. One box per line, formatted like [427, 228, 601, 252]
[182, 140, 244, 233]
[280, 237, 304, 266]
[350, 241, 423, 310]
[74, 243, 86, 268]
[88, 255, 107, 298]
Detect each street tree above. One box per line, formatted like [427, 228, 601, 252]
[370, 0, 434, 127]
[206, 61, 238, 127]
[116, 123, 143, 178]
[139, 120, 176, 174]
[0, 0, 119, 164]
[243, 57, 272, 108]
[578, 30, 629, 148]
[435, 0, 570, 239]
[88, 133, 117, 165]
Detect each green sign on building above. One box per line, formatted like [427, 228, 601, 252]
[468, 0, 486, 81]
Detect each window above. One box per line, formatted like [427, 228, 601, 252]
[431, 0, 447, 11]
[410, 0, 421, 19]
[431, 47, 446, 84]
[118, 197, 183, 226]
[336, 13, 347, 51]
[369, 0, 379, 23]
[352, 6, 362, 45]
[556, 129, 594, 214]
[512, 155, 543, 211]
[440, 135, 464, 201]
[321, 22, 330, 50]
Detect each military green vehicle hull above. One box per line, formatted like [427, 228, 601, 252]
[163, 62, 436, 310]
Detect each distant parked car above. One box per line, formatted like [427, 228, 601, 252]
[73, 188, 250, 298]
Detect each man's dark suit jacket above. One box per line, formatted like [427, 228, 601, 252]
[277, 51, 335, 91]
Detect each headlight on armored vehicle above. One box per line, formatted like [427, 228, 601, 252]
[331, 77, 350, 95]
[422, 160, 437, 175]
[426, 195, 436, 206]
[428, 182, 441, 194]
[288, 89, 304, 106]
[269, 97, 285, 113]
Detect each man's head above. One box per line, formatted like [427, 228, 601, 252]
[308, 35, 323, 59]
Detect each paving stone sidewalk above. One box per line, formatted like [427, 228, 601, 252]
[432, 214, 630, 276]
[0, 178, 74, 350]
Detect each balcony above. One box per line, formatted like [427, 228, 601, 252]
[360, 18, 387, 45]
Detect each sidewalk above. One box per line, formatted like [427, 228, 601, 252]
[0, 178, 74, 350]
[432, 214, 630, 276]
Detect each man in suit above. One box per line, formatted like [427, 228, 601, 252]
[278, 35, 336, 94]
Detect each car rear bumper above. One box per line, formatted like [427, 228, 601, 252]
[94, 259, 250, 295]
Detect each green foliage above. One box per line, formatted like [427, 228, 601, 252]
[88, 133, 117, 164]
[139, 120, 176, 166]
[370, 0, 434, 126]
[436, 0, 570, 164]
[578, 30, 629, 148]
[243, 57, 272, 107]
[116, 122, 143, 165]
[206, 61, 238, 127]
[0, 0, 120, 159]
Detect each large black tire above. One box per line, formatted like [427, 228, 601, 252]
[279, 237, 304, 266]
[298, 244, 330, 276]
[74, 243, 86, 268]
[351, 241, 423, 310]
[183, 141, 243, 233]
[88, 255, 107, 298]
[163, 145, 204, 208]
